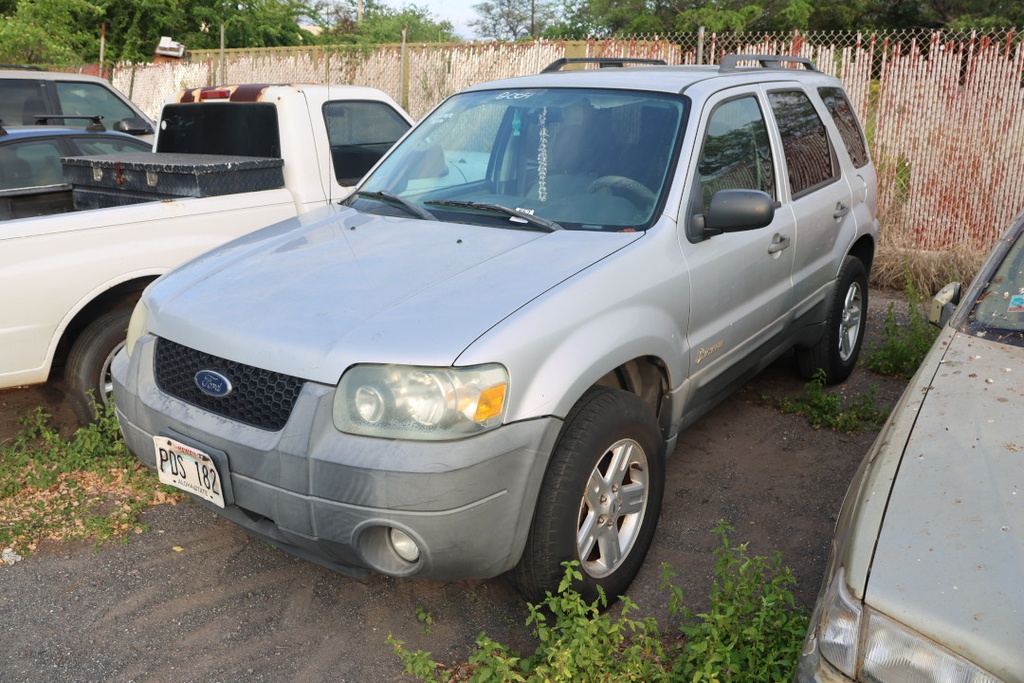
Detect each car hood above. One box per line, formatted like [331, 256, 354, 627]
[866, 330, 1024, 680]
[146, 206, 642, 384]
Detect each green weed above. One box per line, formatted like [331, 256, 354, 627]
[765, 369, 889, 433]
[863, 279, 939, 378]
[389, 521, 808, 682]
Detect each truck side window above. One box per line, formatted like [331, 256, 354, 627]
[768, 90, 837, 196]
[817, 87, 869, 168]
[697, 96, 775, 212]
[323, 102, 411, 186]
[55, 81, 136, 129]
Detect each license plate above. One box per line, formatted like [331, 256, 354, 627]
[153, 436, 225, 508]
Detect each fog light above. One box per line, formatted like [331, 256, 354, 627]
[389, 528, 420, 563]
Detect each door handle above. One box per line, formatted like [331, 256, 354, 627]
[767, 233, 790, 254]
[833, 202, 850, 219]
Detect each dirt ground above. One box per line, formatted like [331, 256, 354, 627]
[0, 292, 910, 683]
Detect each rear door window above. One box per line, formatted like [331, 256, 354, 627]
[768, 90, 837, 197]
[323, 101, 411, 185]
[0, 79, 48, 125]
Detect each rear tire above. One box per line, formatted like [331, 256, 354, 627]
[796, 255, 867, 384]
[66, 307, 132, 424]
[511, 387, 665, 604]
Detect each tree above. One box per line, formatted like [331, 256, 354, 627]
[469, 0, 559, 40]
[313, 0, 458, 44]
[0, 0, 103, 65]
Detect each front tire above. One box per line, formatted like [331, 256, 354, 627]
[66, 307, 132, 424]
[796, 255, 868, 384]
[511, 387, 665, 604]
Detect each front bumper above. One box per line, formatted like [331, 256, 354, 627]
[112, 336, 562, 580]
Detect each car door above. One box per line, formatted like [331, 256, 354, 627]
[765, 87, 855, 318]
[679, 88, 796, 404]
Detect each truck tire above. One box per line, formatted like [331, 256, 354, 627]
[66, 307, 132, 424]
[796, 255, 868, 384]
[511, 387, 665, 604]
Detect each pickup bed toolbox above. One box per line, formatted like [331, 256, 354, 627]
[63, 153, 285, 201]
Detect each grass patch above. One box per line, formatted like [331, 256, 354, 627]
[389, 521, 808, 682]
[764, 370, 890, 433]
[0, 402, 181, 559]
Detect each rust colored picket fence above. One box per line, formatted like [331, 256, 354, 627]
[107, 28, 1024, 260]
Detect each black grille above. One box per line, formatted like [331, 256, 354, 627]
[154, 338, 305, 431]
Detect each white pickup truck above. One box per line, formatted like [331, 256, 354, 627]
[1, 83, 413, 423]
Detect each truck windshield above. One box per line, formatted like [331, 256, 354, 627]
[352, 88, 686, 232]
[156, 103, 281, 157]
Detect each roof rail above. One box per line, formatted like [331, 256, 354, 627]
[719, 54, 817, 72]
[541, 57, 667, 73]
[0, 64, 43, 71]
[30, 114, 106, 131]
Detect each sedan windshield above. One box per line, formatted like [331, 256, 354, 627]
[349, 88, 686, 232]
[968, 223, 1024, 346]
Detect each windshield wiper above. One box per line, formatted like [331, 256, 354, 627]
[355, 190, 437, 221]
[425, 200, 563, 232]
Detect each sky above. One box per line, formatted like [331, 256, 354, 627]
[416, 0, 480, 39]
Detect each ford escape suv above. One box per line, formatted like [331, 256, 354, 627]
[113, 54, 879, 602]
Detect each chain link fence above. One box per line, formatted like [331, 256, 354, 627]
[108, 28, 1024, 287]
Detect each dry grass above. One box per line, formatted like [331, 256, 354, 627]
[871, 212, 986, 295]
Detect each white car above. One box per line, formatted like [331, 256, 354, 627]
[796, 210, 1024, 682]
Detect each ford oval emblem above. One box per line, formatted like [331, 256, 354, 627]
[195, 370, 233, 398]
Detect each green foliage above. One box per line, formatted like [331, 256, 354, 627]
[390, 522, 808, 682]
[0, 402, 176, 554]
[314, 0, 458, 44]
[672, 522, 809, 683]
[765, 369, 890, 433]
[0, 0, 103, 65]
[863, 279, 940, 378]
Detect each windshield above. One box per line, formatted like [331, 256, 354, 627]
[967, 223, 1024, 346]
[349, 88, 686, 232]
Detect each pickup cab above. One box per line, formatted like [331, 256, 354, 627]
[0, 83, 412, 423]
[113, 56, 878, 601]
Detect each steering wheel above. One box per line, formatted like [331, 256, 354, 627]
[586, 175, 656, 211]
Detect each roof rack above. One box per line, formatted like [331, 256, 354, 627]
[541, 57, 667, 73]
[719, 54, 817, 72]
[29, 114, 106, 131]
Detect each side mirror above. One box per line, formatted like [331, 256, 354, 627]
[116, 117, 155, 136]
[688, 189, 775, 242]
[929, 281, 961, 328]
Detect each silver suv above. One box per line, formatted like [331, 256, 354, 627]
[113, 55, 878, 601]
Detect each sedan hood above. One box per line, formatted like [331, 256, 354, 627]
[146, 206, 641, 384]
[867, 331, 1024, 680]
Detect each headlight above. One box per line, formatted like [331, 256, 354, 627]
[816, 568, 1001, 683]
[125, 299, 149, 358]
[333, 363, 508, 440]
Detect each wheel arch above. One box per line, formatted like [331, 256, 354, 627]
[51, 275, 159, 380]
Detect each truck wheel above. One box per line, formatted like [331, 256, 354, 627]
[511, 387, 665, 604]
[66, 307, 132, 424]
[796, 255, 868, 384]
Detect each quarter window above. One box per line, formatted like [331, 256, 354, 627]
[697, 96, 776, 213]
[818, 87, 869, 168]
[768, 90, 837, 196]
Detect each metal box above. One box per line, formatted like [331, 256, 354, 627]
[62, 153, 285, 200]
